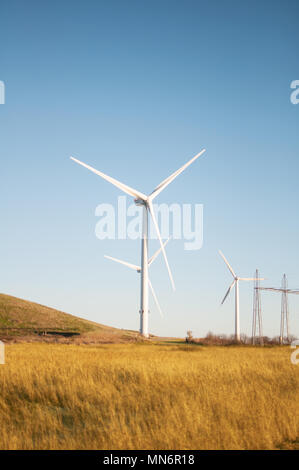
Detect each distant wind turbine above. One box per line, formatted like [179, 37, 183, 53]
[70, 149, 206, 337]
[219, 250, 265, 342]
[105, 239, 170, 320]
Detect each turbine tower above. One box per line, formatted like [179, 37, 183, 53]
[258, 274, 299, 344]
[252, 269, 263, 345]
[70, 149, 206, 337]
[219, 251, 264, 342]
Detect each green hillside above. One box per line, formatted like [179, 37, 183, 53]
[0, 293, 131, 338]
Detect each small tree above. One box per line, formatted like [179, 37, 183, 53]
[186, 330, 193, 343]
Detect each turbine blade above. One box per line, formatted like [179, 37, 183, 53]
[70, 157, 147, 201]
[149, 149, 206, 201]
[221, 280, 236, 304]
[148, 237, 171, 266]
[104, 255, 140, 271]
[148, 201, 175, 291]
[239, 277, 266, 281]
[148, 278, 163, 318]
[219, 250, 236, 278]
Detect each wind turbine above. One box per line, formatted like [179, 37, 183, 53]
[219, 250, 265, 342]
[257, 274, 299, 344]
[70, 149, 206, 337]
[105, 239, 170, 321]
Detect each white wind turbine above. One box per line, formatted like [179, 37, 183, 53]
[219, 250, 265, 342]
[104, 239, 170, 320]
[70, 149, 206, 337]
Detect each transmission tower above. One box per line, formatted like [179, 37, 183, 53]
[252, 269, 263, 345]
[258, 274, 299, 344]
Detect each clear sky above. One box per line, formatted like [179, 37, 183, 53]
[1, 0, 299, 338]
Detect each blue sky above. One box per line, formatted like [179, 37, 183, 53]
[1, 0, 299, 338]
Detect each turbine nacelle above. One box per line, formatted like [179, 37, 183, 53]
[134, 198, 147, 206]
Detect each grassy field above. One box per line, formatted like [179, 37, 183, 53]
[0, 342, 298, 450]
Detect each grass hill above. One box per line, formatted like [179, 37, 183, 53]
[0, 293, 137, 342]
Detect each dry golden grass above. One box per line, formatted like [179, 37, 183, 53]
[0, 343, 298, 450]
